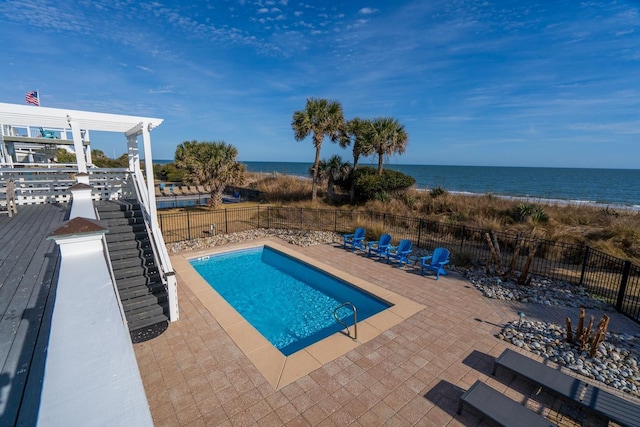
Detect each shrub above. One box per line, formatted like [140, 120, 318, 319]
[154, 162, 186, 182]
[430, 186, 447, 198]
[351, 167, 416, 202]
[513, 203, 548, 223]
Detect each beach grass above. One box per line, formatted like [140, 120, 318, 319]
[160, 173, 640, 263]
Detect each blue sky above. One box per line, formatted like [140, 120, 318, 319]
[1, 0, 639, 168]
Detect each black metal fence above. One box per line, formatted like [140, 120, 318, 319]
[159, 206, 640, 323]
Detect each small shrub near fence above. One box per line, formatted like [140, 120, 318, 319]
[159, 206, 640, 323]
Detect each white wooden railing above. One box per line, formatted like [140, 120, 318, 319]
[132, 169, 179, 321]
[0, 167, 133, 204]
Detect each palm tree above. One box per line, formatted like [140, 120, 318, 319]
[369, 117, 409, 175]
[292, 98, 344, 200]
[340, 117, 375, 202]
[341, 117, 375, 171]
[317, 155, 351, 200]
[174, 140, 245, 207]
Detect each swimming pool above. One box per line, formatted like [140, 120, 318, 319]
[190, 246, 392, 355]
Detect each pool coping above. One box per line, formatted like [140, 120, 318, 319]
[170, 238, 425, 390]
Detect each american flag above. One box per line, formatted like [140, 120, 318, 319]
[25, 90, 39, 106]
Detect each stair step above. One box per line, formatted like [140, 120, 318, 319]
[112, 256, 156, 271]
[128, 314, 169, 333]
[107, 239, 152, 252]
[106, 231, 149, 243]
[117, 274, 162, 290]
[98, 199, 170, 338]
[121, 293, 168, 312]
[118, 281, 166, 300]
[114, 265, 159, 281]
[125, 300, 168, 322]
[104, 217, 146, 228]
[99, 209, 143, 220]
[109, 247, 154, 261]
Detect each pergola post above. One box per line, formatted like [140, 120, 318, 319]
[141, 123, 158, 230]
[68, 119, 87, 174]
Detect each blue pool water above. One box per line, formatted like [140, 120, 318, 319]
[190, 246, 391, 355]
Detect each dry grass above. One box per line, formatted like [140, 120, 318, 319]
[250, 176, 640, 263]
[249, 173, 313, 203]
[159, 174, 640, 263]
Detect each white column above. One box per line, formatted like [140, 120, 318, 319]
[68, 120, 87, 173]
[141, 124, 157, 229]
[83, 129, 92, 165]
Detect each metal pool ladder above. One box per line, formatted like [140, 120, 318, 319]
[334, 302, 358, 341]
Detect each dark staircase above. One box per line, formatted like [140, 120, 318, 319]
[96, 200, 169, 342]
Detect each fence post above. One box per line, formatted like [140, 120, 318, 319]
[615, 261, 632, 311]
[334, 210, 337, 232]
[460, 225, 466, 253]
[159, 213, 163, 231]
[417, 219, 423, 248]
[579, 246, 590, 287]
[257, 206, 260, 228]
[267, 207, 271, 229]
[224, 209, 228, 234]
[187, 210, 191, 240]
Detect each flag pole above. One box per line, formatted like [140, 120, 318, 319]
[37, 89, 41, 106]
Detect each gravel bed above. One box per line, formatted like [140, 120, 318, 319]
[499, 320, 639, 397]
[465, 268, 639, 398]
[167, 229, 342, 253]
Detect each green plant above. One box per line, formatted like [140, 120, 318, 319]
[352, 166, 415, 202]
[513, 203, 548, 223]
[430, 186, 447, 198]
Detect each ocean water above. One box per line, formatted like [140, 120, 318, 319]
[156, 160, 640, 209]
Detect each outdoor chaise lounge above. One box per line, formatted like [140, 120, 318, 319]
[493, 348, 640, 427]
[386, 239, 413, 267]
[458, 380, 556, 427]
[160, 184, 173, 197]
[368, 233, 392, 259]
[420, 247, 450, 279]
[39, 127, 56, 138]
[343, 227, 366, 252]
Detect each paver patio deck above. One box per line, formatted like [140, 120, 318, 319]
[133, 238, 639, 426]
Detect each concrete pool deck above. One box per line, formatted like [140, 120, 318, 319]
[134, 238, 640, 426]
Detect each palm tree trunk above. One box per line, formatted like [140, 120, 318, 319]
[349, 158, 358, 203]
[311, 140, 322, 201]
[377, 153, 384, 175]
[327, 177, 335, 199]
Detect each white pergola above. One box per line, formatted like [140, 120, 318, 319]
[0, 102, 164, 224]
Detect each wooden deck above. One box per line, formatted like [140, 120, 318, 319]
[0, 203, 68, 426]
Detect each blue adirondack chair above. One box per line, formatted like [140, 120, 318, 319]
[420, 247, 450, 279]
[386, 239, 413, 267]
[367, 233, 392, 259]
[343, 227, 366, 252]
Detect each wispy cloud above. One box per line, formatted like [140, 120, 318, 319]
[358, 7, 379, 15]
[1, 0, 639, 167]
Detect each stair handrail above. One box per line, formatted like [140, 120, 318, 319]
[131, 169, 179, 322]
